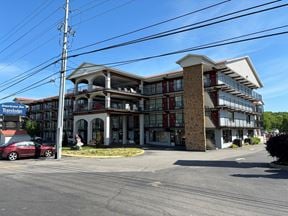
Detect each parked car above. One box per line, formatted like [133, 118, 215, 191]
[0, 141, 55, 161]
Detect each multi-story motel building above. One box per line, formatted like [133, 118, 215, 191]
[24, 54, 263, 150]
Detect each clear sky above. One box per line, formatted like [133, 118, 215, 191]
[0, 0, 287, 111]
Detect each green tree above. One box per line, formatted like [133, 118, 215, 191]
[24, 119, 40, 137]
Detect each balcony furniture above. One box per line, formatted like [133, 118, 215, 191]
[130, 88, 136, 93]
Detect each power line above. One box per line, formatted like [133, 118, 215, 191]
[69, 1, 287, 59]
[70, 0, 232, 52]
[3, 25, 288, 101]
[72, 0, 137, 26]
[73, 0, 112, 16]
[0, 57, 60, 90]
[0, 72, 60, 101]
[0, 35, 57, 72]
[0, 6, 61, 55]
[1, 1, 285, 93]
[0, 0, 55, 43]
[66, 25, 288, 69]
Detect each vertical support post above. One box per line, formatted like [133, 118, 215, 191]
[139, 114, 144, 146]
[105, 71, 111, 89]
[105, 93, 111, 109]
[56, 0, 70, 159]
[122, 115, 127, 145]
[105, 114, 110, 146]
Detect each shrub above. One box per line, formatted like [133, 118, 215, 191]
[251, 137, 261, 145]
[266, 135, 288, 163]
[233, 139, 242, 147]
[244, 138, 251, 144]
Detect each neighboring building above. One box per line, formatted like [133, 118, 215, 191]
[22, 54, 264, 150]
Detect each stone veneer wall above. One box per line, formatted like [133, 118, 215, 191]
[183, 64, 206, 151]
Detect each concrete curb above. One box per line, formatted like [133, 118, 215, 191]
[62, 149, 145, 159]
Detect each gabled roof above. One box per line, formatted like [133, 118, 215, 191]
[67, 62, 143, 82]
[219, 56, 263, 88]
[67, 62, 105, 81]
[176, 54, 216, 68]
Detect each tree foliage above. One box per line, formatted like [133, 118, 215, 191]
[266, 135, 288, 163]
[263, 112, 288, 132]
[24, 119, 40, 137]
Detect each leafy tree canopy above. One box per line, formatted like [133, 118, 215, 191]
[263, 112, 288, 132]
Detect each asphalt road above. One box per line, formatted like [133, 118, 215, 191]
[0, 146, 287, 216]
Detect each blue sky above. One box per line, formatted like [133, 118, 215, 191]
[0, 0, 287, 111]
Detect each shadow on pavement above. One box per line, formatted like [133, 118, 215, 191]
[174, 160, 269, 168]
[232, 169, 288, 179]
[174, 160, 288, 179]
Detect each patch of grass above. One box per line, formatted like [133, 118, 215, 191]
[62, 146, 144, 157]
[230, 144, 239, 149]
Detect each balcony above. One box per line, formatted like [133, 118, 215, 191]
[212, 74, 263, 102]
[67, 85, 142, 97]
[219, 118, 256, 128]
[74, 102, 141, 114]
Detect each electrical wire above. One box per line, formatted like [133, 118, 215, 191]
[0, 6, 61, 55]
[66, 25, 288, 69]
[2, 26, 288, 101]
[1, 0, 285, 94]
[68, 1, 287, 59]
[0, 72, 60, 101]
[0, 36, 57, 72]
[70, 0, 232, 52]
[0, 0, 55, 43]
[0, 57, 60, 90]
[73, 0, 137, 26]
[0, 0, 229, 86]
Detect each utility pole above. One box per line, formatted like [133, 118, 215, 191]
[56, 0, 70, 159]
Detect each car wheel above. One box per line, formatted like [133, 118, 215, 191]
[44, 150, 53, 158]
[8, 152, 18, 161]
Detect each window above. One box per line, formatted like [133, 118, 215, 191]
[228, 111, 235, 122]
[156, 82, 162, 94]
[149, 114, 156, 127]
[156, 114, 163, 127]
[149, 99, 155, 111]
[223, 130, 232, 143]
[155, 98, 162, 110]
[150, 131, 170, 143]
[175, 95, 183, 109]
[174, 79, 183, 91]
[246, 115, 251, 124]
[175, 112, 184, 126]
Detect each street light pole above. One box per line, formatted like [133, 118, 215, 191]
[56, 0, 70, 159]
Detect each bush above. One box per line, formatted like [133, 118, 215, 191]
[244, 138, 251, 144]
[233, 139, 242, 147]
[251, 137, 261, 145]
[266, 135, 288, 163]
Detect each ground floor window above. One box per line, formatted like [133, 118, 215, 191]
[237, 129, 243, 139]
[248, 129, 254, 137]
[223, 129, 232, 143]
[150, 131, 170, 143]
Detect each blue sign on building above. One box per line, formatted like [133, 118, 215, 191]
[0, 102, 27, 116]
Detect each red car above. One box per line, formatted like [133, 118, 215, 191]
[0, 141, 55, 161]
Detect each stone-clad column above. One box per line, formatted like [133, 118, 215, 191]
[183, 64, 206, 151]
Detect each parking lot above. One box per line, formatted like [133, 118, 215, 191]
[1, 144, 288, 216]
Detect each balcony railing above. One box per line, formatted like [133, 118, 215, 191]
[219, 118, 256, 128]
[74, 102, 141, 113]
[67, 85, 141, 95]
[218, 96, 254, 112]
[217, 74, 262, 101]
